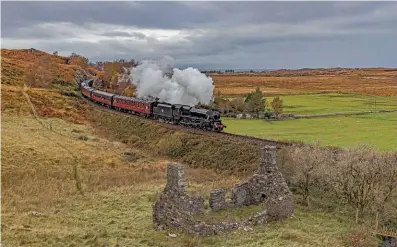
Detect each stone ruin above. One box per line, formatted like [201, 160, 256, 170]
[152, 145, 294, 236]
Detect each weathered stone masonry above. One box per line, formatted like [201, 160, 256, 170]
[152, 145, 294, 236]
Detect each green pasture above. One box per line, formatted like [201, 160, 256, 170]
[223, 113, 397, 151]
[227, 93, 396, 115]
[276, 93, 396, 115]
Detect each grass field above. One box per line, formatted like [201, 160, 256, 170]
[1, 86, 380, 246]
[223, 113, 397, 151]
[2, 114, 366, 247]
[265, 93, 397, 115]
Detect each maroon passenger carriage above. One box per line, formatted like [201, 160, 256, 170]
[113, 95, 154, 117]
[91, 90, 115, 107]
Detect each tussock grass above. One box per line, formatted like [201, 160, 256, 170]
[2, 183, 365, 247]
[1, 85, 89, 124]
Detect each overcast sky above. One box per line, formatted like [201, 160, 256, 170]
[2, 1, 397, 69]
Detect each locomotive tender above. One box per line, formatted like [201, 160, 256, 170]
[80, 79, 225, 132]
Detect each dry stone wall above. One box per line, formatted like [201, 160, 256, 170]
[152, 145, 294, 236]
[209, 189, 228, 212]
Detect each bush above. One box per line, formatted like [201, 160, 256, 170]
[281, 144, 397, 223]
[264, 109, 275, 119]
[326, 145, 397, 220]
[281, 142, 332, 206]
[157, 133, 185, 157]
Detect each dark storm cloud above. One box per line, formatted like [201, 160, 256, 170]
[2, 1, 397, 69]
[2, 1, 392, 30]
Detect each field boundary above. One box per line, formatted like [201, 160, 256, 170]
[282, 110, 397, 119]
[373, 213, 397, 238]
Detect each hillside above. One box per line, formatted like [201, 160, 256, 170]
[1, 49, 101, 87]
[3, 49, 397, 97]
[1, 83, 386, 247]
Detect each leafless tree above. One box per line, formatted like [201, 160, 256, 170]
[326, 145, 397, 219]
[287, 142, 331, 207]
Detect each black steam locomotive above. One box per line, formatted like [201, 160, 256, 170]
[80, 79, 225, 132]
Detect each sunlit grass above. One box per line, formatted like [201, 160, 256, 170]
[268, 93, 397, 115]
[223, 113, 397, 151]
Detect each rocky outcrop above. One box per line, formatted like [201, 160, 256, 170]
[74, 69, 88, 87]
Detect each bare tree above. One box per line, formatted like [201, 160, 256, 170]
[327, 145, 397, 220]
[288, 142, 331, 207]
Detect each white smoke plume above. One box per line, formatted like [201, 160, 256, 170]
[129, 56, 214, 106]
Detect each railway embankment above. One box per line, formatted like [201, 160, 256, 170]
[87, 105, 266, 174]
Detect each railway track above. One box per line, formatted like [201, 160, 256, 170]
[81, 95, 296, 148]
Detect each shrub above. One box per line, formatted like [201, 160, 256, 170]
[157, 133, 185, 157]
[271, 96, 284, 119]
[263, 109, 275, 119]
[282, 142, 332, 206]
[326, 145, 397, 220]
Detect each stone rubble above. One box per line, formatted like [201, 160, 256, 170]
[152, 145, 294, 236]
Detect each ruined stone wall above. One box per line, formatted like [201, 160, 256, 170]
[152, 163, 204, 231]
[153, 146, 294, 236]
[228, 146, 294, 220]
[209, 189, 228, 212]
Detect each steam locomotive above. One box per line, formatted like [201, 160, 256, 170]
[80, 79, 225, 132]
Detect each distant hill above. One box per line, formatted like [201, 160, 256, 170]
[1, 48, 101, 87]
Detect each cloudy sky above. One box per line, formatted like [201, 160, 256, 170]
[2, 1, 397, 69]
